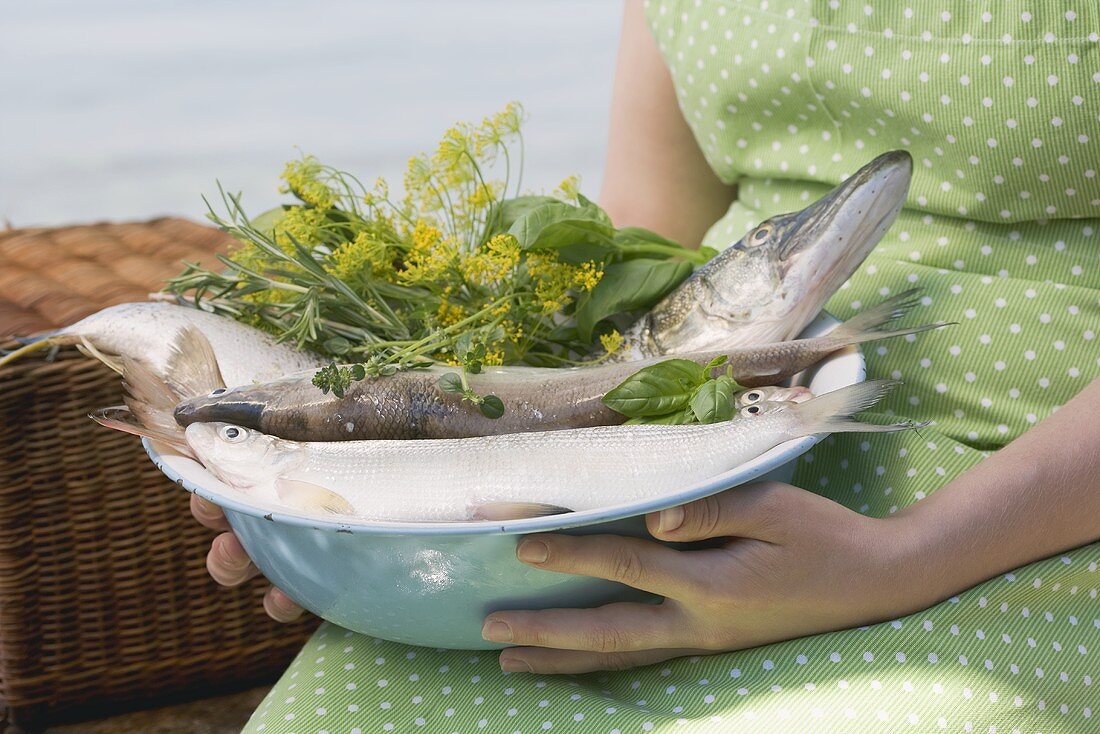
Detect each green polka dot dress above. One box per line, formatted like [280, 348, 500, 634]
[243, 3, 1099, 732]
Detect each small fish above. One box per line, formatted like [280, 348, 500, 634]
[0, 302, 326, 387]
[618, 150, 913, 358]
[174, 290, 945, 440]
[179, 380, 920, 522]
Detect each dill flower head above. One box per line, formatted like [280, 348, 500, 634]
[400, 221, 458, 284]
[599, 329, 624, 355]
[554, 174, 581, 203]
[326, 231, 392, 282]
[573, 261, 604, 292]
[280, 156, 335, 210]
[273, 206, 328, 251]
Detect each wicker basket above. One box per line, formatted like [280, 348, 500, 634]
[0, 220, 317, 730]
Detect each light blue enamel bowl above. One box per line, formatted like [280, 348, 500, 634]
[144, 313, 864, 649]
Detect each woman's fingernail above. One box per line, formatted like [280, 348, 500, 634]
[517, 539, 549, 564]
[658, 506, 684, 534]
[500, 657, 531, 673]
[217, 540, 248, 570]
[482, 619, 514, 642]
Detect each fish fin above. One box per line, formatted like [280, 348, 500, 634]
[826, 289, 950, 346]
[791, 380, 926, 434]
[90, 405, 193, 456]
[274, 478, 354, 516]
[76, 337, 124, 374]
[0, 332, 77, 368]
[165, 326, 227, 398]
[470, 502, 573, 521]
[121, 355, 180, 409]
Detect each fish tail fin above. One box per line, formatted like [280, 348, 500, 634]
[827, 289, 950, 346]
[114, 355, 190, 450]
[76, 337, 124, 374]
[791, 380, 927, 434]
[0, 332, 78, 368]
[165, 325, 226, 398]
[90, 405, 193, 456]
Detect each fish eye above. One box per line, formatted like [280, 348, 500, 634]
[211, 388, 227, 396]
[749, 222, 773, 246]
[744, 391, 763, 403]
[219, 425, 246, 442]
[742, 405, 762, 417]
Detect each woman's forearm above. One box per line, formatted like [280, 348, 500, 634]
[894, 377, 1100, 604]
[599, 0, 737, 248]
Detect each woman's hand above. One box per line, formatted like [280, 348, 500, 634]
[482, 481, 934, 674]
[189, 494, 305, 622]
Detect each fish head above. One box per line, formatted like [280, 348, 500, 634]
[184, 422, 298, 489]
[638, 150, 912, 353]
[174, 384, 268, 429]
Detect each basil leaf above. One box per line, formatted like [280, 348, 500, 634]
[690, 375, 737, 424]
[624, 406, 696, 425]
[508, 201, 615, 250]
[487, 196, 561, 232]
[437, 373, 464, 394]
[574, 258, 693, 342]
[479, 394, 505, 419]
[704, 355, 729, 372]
[612, 226, 683, 249]
[602, 359, 705, 418]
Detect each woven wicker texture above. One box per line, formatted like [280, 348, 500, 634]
[0, 219, 317, 728]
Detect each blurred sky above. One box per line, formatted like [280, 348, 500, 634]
[0, 0, 621, 227]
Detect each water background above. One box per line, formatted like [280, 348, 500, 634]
[1, 0, 620, 227]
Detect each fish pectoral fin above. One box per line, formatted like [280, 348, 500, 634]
[274, 478, 354, 516]
[469, 502, 573, 521]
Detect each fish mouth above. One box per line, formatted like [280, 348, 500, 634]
[175, 396, 264, 429]
[780, 150, 912, 264]
[772, 150, 912, 327]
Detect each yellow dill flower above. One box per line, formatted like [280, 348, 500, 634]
[401, 221, 458, 284]
[503, 320, 524, 341]
[404, 155, 432, 191]
[433, 124, 472, 170]
[435, 300, 467, 327]
[280, 157, 334, 209]
[494, 101, 524, 136]
[373, 177, 389, 200]
[573, 260, 604, 292]
[273, 206, 328, 251]
[482, 347, 505, 366]
[326, 231, 391, 281]
[468, 183, 497, 210]
[599, 329, 624, 355]
[554, 174, 581, 202]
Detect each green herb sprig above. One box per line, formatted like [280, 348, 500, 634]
[168, 103, 714, 406]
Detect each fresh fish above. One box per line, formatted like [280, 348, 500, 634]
[617, 150, 913, 358]
[0, 302, 326, 387]
[180, 380, 919, 522]
[173, 290, 945, 440]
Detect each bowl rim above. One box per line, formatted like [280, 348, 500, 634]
[144, 312, 865, 537]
